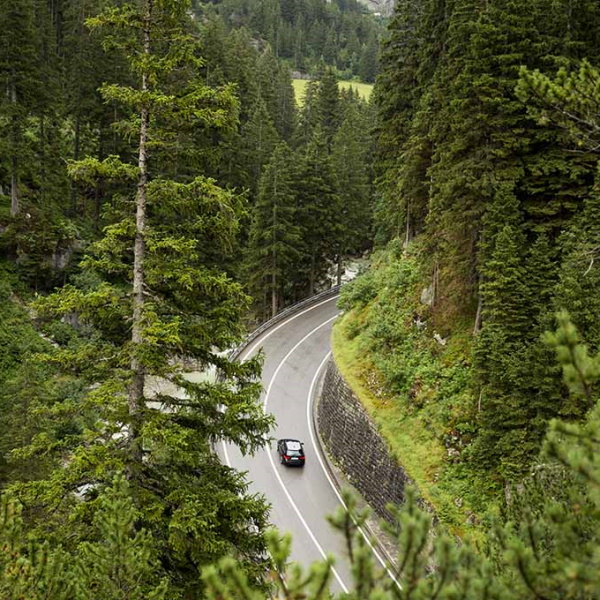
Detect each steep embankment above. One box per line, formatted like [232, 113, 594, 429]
[333, 241, 490, 538]
[337, 0, 600, 537]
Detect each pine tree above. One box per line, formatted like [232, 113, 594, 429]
[240, 97, 281, 193]
[555, 189, 600, 352]
[293, 129, 342, 296]
[293, 79, 320, 149]
[10, 2, 274, 595]
[331, 100, 373, 282]
[246, 143, 301, 319]
[75, 477, 168, 600]
[0, 495, 73, 599]
[275, 64, 297, 141]
[358, 32, 378, 83]
[0, 0, 39, 217]
[316, 69, 340, 147]
[373, 0, 432, 244]
[256, 44, 280, 128]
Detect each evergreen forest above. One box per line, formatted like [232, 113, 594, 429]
[0, 0, 599, 598]
[196, 0, 384, 81]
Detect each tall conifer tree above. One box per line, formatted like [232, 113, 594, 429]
[11, 1, 273, 594]
[246, 143, 301, 319]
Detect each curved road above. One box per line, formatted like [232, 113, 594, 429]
[222, 295, 357, 592]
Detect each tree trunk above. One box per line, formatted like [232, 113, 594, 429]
[40, 115, 46, 207]
[271, 270, 277, 318]
[71, 116, 80, 215]
[473, 285, 483, 335]
[271, 180, 278, 318]
[128, 0, 152, 470]
[10, 157, 18, 217]
[336, 251, 343, 286]
[404, 199, 411, 247]
[10, 79, 19, 217]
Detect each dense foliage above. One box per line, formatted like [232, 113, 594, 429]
[334, 0, 600, 521]
[0, 0, 377, 595]
[2, 0, 600, 597]
[195, 0, 384, 81]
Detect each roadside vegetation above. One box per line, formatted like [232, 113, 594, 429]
[331, 0, 600, 550]
[0, 0, 377, 596]
[334, 241, 500, 540]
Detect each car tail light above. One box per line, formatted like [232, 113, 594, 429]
[283, 455, 289, 460]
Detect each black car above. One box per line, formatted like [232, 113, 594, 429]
[277, 439, 305, 466]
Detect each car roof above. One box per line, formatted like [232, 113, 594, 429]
[281, 439, 302, 450]
[279, 438, 302, 446]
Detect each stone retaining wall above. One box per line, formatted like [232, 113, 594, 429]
[317, 359, 411, 522]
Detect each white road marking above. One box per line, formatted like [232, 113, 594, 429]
[262, 314, 348, 592]
[307, 353, 402, 590]
[221, 297, 347, 589]
[222, 295, 338, 467]
[223, 295, 400, 591]
[239, 295, 339, 362]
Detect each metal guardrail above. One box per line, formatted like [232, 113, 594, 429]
[228, 285, 341, 362]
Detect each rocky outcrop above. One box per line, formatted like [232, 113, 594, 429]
[358, 0, 395, 16]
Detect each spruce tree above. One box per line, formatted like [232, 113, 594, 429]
[316, 69, 340, 147]
[275, 64, 298, 142]
[331, 101, 373, 282]
[240, 97, 281, 193]
[0, 0, 39, 217]
[256, 45, 281, 128]
[293, 78, 321, 149]
[10, 1, 273, 595]
[0, 495, 73, 599]
[293, 129, 342, 296]
[246, 143, 301, 319]
[373, 0, 431, 244]
[75, 477, 168, 600]
[555, 189, 600, 352]
[358, 32, 378, 83]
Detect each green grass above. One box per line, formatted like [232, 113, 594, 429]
[292, 78, 373, 105]
[332, 309, 491, 545]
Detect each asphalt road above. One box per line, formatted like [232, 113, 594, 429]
[221, 295, 356, 592]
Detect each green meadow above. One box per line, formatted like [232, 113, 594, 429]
[292, 78, 373, 104]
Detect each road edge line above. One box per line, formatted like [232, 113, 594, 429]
[310, 354, 402, 583]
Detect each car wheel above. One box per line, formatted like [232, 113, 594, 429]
[279, 454, 284, 464]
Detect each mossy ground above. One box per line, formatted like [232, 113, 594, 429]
[333, 243, 502, 543]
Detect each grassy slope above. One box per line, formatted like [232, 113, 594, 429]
[292, 79, 373, 104]
[333, 243, 499, 542]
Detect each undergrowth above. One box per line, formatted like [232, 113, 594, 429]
[334, 240, 501, 542]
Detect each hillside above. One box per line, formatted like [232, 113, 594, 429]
[195, 0, 385, 81]
[0, 0, 375, 595]
[0, 0, 599, 597]
[337, 0, 600, 534]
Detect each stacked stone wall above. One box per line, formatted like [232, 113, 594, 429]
[317, 360, 411, 522]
